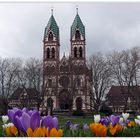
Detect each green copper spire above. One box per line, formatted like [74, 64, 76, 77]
[71, 9, 85, 39]
[44, 11, 59, 41]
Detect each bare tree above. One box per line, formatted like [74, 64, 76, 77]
[108, 47, 140, 112]
[88, 52, 113, 112]
[23, 58, 43, 109]
[0, 57, 22, 114]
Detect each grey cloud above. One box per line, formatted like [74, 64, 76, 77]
[0, 3, 140, 59]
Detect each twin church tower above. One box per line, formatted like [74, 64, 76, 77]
[43, 9, 93, 111]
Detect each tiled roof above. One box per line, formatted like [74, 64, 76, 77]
[9, 88, 39, 100]
[71, 13, 85, 39]
[107, 86, 140, 106]
[44, 15, 59, 40]
[108, 86, 140, 97]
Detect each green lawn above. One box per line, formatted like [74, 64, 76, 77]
[58, 116, 94, 126]
[0, 116, 94, 128]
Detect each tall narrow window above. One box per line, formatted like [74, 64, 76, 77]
[77, 78, 81, 87]
[48, 32, 53, 41]
[47, 48, 50, 58]
[48, 79, 52, 87]
[75, 30, 81, 40]
[52, 48, 55, 58]
[79, 47, 83, 58]
[74, 47, 77, 58]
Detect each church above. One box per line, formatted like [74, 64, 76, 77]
[43, 9, 93, 112]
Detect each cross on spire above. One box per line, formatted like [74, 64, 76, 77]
[51, 6, 53, 15]
[76, 5, 78, 14]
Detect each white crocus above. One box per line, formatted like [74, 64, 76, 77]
[94, 115, 100, 123]
[122, 113, 129, 121]
[137, 116, 140, 120]
[119, 117, 124, 124]
[2, 115, 9, 124]
[2, 124, 6, 129]
[135, 119, 140, 125]
[7, 123, 14, 127]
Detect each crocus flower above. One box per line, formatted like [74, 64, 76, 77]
[135, 119, 140, 125]
[27, 127, 63, 137]
[90, 123, 107, 137]
[122, 113, 129, 121]
[5, 126, 18, 137]
[27, 127, 48, 137]
[49, 128, 63, 137]
[94, 115, 100, 123]
[65, 121, 72, 128]
[128, 121, 135, 127]
[109, 124, 123, 136]
[119, 117, 124, 124]
[70, 124, 79, 131]
[2, 115, 9, 124]
[137, 116, 140, 120]
[100, 117, 110, 126]
[14, 111, 40, 132]
[8, 108, 23, 124]
[110, 115, 120, 126]
[41, 115, 58, 130]
[2, 123, 14, 129]
[83, 123, 89, 131]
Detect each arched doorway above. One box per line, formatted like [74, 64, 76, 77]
[76, 97, 83, 111]
[59, 90, 73, 110]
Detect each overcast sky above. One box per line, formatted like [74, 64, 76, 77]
[0, 2, 140, 59]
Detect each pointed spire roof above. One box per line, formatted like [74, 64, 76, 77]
[71, 10, 85, 39]
[44, 12, 59, 40]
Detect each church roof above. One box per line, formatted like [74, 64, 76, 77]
[44, 14, 59, 40]
[71, 13, 85, 39]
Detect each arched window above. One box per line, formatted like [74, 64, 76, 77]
[48, 79, 52, 87]
[52, 48, 55, 58]
[79, 47, 83, 58]
[74, 47, 77, 58]
[76, 97, 83, 111]
[48, 32, 53, 41]
[77, 78, 81, 87]
[47, 48, 50, 58]
[75, 30, 81, 40]
[47, 98, 53, 108]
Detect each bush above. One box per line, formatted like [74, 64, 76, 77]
[99, 105, 112, 116]
[72, 110, 85, 116]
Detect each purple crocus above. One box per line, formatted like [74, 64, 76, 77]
[65, 121, 72, 128]
[8, 108, 40, 132]
[14, 110, 40, 132]
[8, 108, 23, 124]
[100, 117, 110, 126]
[41, 115, 58, 130]
[70, 124, 79, 131]
[83, 123, 89, 131]
[110, 115, 120, 126]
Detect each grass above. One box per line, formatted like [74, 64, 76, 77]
[58, 116, 94, 126]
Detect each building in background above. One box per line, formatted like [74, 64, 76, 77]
[107, 86, 140, 113]
[42, 9, 93, 112]
[9, 88, 40, 109]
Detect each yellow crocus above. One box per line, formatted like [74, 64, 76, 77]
[5, 127, 11, 136]
[90, 123, 107, 137]
[5, 126, 18, 137]
[128, 121, 135, 127]
[26, 127, 63, 137]
[109, 124, 123, 136]
[27, 128, 34, 137]
[49, 128, 63, 137]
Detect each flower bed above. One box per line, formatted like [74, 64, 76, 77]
[1, 108, 140, 137]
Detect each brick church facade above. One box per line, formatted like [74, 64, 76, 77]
[42, 10, 93, 111]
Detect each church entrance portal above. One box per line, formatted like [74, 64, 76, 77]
[59, 90, 73, 110]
